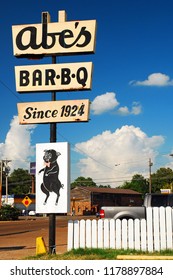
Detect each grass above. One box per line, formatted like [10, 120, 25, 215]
[26, 248, 173, 260]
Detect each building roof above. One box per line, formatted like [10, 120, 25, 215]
[71, 186, 141, 195]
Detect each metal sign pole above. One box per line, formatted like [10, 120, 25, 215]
[49, 55, 57, 254]
[48, 10, 67, 255]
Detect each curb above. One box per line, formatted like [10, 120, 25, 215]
[117, 255, 173, 260]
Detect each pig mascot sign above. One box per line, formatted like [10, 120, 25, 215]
[36, 142, 70, 214]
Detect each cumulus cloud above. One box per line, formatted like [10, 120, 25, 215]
[130, 73, 173, 86]
[0, 116, 36, 172]
[90, 92, 119, 115]
[74, 125, 164, 187]
[117, 102, 142, 116]
[91, 92, 142, 116]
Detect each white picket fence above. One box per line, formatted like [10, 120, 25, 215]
[67, 207, 173, 252]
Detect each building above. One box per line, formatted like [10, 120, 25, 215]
[70, 186, 143, 215]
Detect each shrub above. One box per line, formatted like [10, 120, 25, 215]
[0, 205, 20, 221]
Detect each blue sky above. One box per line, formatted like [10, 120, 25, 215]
[1, 0, 173, 187]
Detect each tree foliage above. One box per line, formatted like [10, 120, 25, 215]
[8, 168, 32, 195]
[118, 174, 149, 196]
[151, 167, 173, 193]
[71, 177, 111, 189]
[71, 176, 96, 188]
[0, 205, 20, 220]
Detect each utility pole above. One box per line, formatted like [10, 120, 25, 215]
[149, 158, 153, 193]
[0, 160, 11, 206]
[4, 160, 11, 204]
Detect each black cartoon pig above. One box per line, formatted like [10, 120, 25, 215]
[39, 149, 63, 205]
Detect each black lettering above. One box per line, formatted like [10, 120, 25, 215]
[42, 19, 57, 49]
[16, 27, 42, 50]
[44, 110, 51, 118]
[61, 68, 71, 85]
[33, 110, 44, 119]
[76, 27, 91, 48]
[52, 110, 58, 117]
[33, 70, 42, 86]
[59, 30, 74, 48]
[15, 22, 92, 52]
[59, 25, 91, 49]
[45, 69, 56, 85]
[10, 269, 15, 276]
[24, 107, 33, 119]
[23, 107, 59, 120]
[76, 67, 88, 86]
[20, 71, 30, 86]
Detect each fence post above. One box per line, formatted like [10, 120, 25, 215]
[110, 219, 116, 249]
[159, 207, 166, 250]
[115, 219, 121, 249]
[146, 207, 154, 252]
[79, 219, 86, 248]
[86, 219, 92, 248]
[134, 219, 140, 250]
[141, 219, 147, 251]
[67, 220, 74, 251]
[128, 219, 134, 249]
[98, 219, 103, 248]
[153, 207, 160, 251]
[91, 219, 97, 248]
[74, 220, 80, 249]
[165, 207, 173, 249]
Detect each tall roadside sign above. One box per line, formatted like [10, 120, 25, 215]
[12, 17, 96, 57]
[15, 62, 93, 93]
[12, 10, 96, 254]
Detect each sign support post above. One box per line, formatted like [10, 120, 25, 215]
[48, 10, 66, 255]
[49, 55, 57, 254]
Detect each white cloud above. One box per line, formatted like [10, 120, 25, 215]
[130, 73, 173, 86]
[74, 125, 164, 187]
[117, 106, 130, 115]
[0, 116, 36, 172]
[91, 92, 119, 115]
[117, 102, 142, 116]
[91, 92, 142, 116]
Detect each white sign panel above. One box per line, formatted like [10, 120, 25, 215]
[36, 142, 70, 214]
[15, 62, 93, 92]
[12, 20, 96, 57]
[17, 99, 90, 124]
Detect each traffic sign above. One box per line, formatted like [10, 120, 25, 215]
[22, 196, 32, 208]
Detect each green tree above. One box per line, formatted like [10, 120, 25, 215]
[151, 167, 173, 193]
[71, 176, 97, 188]
[98, 184, 111, 188]
[118, 174, 149, 196]
[8, 168, 32, 194]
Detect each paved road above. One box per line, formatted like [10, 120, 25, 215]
[0, 215, 79, 260]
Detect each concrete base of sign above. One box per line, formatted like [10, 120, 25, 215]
[36, 236, 47, 255]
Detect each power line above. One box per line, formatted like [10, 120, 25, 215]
[0, 78, 23, 102]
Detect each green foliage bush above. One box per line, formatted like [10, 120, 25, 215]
[0, 205, 20, 221]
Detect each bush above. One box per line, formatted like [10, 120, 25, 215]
[0, 205, 20, 221]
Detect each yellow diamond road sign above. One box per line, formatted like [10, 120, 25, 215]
[22, 196, 32, 208]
